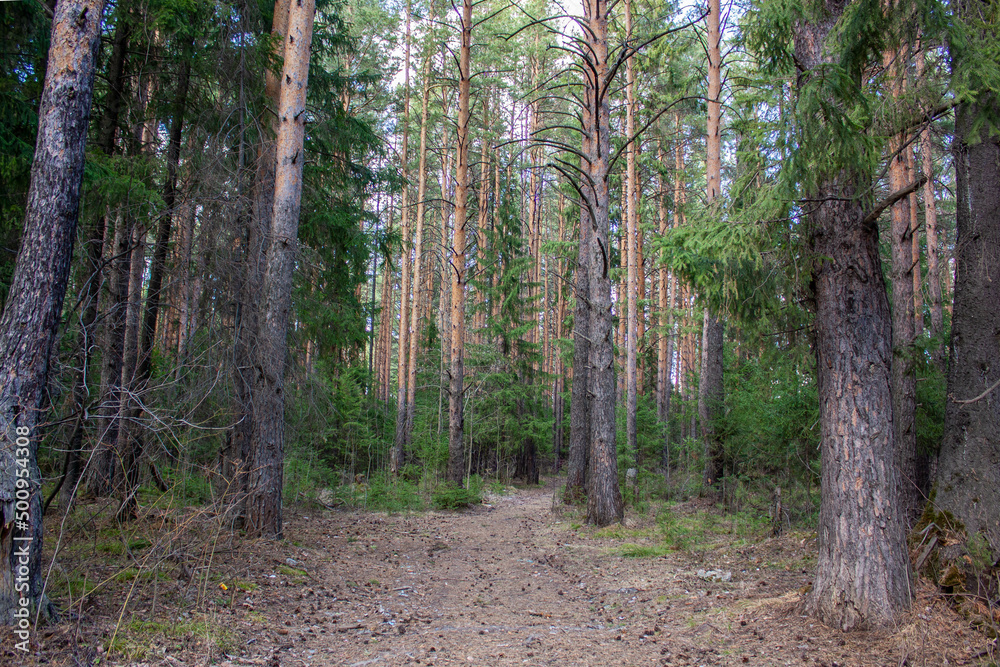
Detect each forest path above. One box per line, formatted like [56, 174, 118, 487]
[227, 480, 971, 667]
[253, 481, 729, 666]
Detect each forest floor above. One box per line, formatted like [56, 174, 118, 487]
[8, 478, 995, 666]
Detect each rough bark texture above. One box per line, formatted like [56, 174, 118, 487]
[565, 200, 590, 504]
[699, 0, 725, 492]
[227, 0, 290, 515]
[0, 0, 105, 624]
[446, 0, 471, 486]
[246, 0, 315, 538]
[797, 1, 911, 630]
[934, 91, 1000, 559]
[581, 0, 623, 527]
[699, 310, 724, 488]
[917, 44, 944, 349]
[553, 194, 567, 469]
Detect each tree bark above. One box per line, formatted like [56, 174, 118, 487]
[404, 54, 433, 457]
[796, 3, 911, 630]
[934, 86, 1000, 560]
[907, 147, 922, 338]
[246, 0, 315, 538]
[916, 46, 944, 350]
[227, 0, 291, 516]
[447, 0, 471, 486]
[884, 45, 919, 524]
[699, 0, 725, 492]
[391, 0, 413, 473]
[0, 0, 105, 624]
[581, 0, 623, 527]
[624, 0, 639, 480]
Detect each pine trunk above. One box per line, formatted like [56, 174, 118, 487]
[404, 55, 432, 454]
[917, 47, 944, 349]
[624, 0, 639, 477]
[582, 0, 623, 527]
[565, 184, 591, 503]
[884, 46, 918, 523]
[246, 0, 315, 538]
[391, 1, 413, 473]
[447, 0, 471, 486]
[699, 0, 725, 492]
[0, 0, 105, 624]
[934, 89, 1000, 559]
[227, 0, 290, 512]
[798, 6, 911, 630]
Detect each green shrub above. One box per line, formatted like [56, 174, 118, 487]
[432, 482, 481, 510]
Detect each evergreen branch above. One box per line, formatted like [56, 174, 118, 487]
[862, 176, 927, 227]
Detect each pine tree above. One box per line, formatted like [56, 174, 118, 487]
[0, 0, 106, 623]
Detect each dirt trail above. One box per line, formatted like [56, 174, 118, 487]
[19, 481, 984, 665]
[225, 482, 979, 667]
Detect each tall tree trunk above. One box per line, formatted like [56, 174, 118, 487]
[227, 0, 291, 515]
[581, 0, 623, 527]
[391, 0, 413, 473]
[934, 71, 1000, 561]
[447, 0, 472, 486]
[624, 0, 639, 479]
[405, 55, 433, 455]
[173, 192, 197, 376]
[797, 3, 911, 630]
[884, 45, 919, 523]
[438, 139, 453, 439]
[246, 0, 315, 538]
[0, 0, 105, 624]
[907, 147, 923, 338]
[916, 45, 944, 350]
[656, 144, 675, 475]
[553, 193, 567, 469]
[699, 0, 725, 491]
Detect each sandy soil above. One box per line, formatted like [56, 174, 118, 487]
[8, 480, 993, 666]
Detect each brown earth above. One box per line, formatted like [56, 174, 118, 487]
[6, 480, 994, 666]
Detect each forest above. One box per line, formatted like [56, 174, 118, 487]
[0, 0, 998, 661]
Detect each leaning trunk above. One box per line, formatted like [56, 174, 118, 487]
[0, 0, 105, 624]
